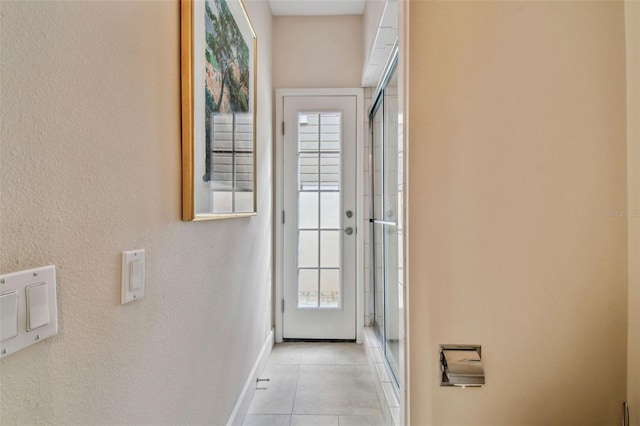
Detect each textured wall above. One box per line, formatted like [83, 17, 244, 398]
[273, 15, 363, 89]
[0, 0, 272, 424]
[406, 1, 628, 424]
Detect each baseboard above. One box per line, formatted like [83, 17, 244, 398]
[226, 330, 274, 426]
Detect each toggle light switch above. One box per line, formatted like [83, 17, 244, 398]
[0, 291, 18, 342]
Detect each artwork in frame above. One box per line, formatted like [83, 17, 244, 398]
[181, 0, 257, 220]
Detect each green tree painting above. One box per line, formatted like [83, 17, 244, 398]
[203, 0, 251, 182]
[204, 0, 250, 114]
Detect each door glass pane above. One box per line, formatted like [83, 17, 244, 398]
[320, 231, 340, 267]
[320, 192, 340, 228]
[320, 153, 340, 191]
[298, 269, 318, 307]
[299, 192, 319, 229]
[298, 231, 318, 267]
[297, 112, 342, 309]
[320, 269, 340, 307]
[299, 153, 318, 190]
[299, 114, 319, 152]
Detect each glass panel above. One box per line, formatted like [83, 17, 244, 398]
[299, 153, 318, 191]
[211, 152, 233, 191]
[298, 269, 318, 307]
[369, 59, 402, 388]
[320, 192, 340, 229]
[320, 231, 340, 268]
[384, 224, 400, 383]
[320, 113, 341, 153]
[235, 152, 253, 192]
[234, 192, 253, 213]
[383, 66, 401, 385]
[372, 107, 383, 220]
[299, 192, 319, 229]
[197, 112, 255, 217]
[320, 269, 340, 307]
[212, 192, 232, 214]
[320, 153, 340, 191]
[373, 223, 384, 334]
[299, 113, 319, 152]
[296, 112, 342, 310]
[211, 115, 233, 191]
[371, 101, 385, 341]
[298, 231, 318, 268]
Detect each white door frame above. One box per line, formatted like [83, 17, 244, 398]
[275, 88, 364, 343]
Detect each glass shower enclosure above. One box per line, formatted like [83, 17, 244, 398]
[369, 50, 403, 388]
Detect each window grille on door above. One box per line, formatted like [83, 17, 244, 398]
[208, 113, 254, 213]
[296, 112, 342, 308]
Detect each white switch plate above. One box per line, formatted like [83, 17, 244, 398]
[122, 250, 145, 304]
[0, 265, 58, 359]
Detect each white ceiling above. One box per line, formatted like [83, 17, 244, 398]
[269, 0, 366, 16]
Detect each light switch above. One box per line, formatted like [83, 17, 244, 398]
[122, 249, 145, 304]
[0, 291, 18, 342]
[26, 283, 50, 331]
[1, 265, 57, 358]
[130, 260, 142, 291]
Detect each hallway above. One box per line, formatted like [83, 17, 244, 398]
[242, 342, 386, 426]
[1, 0, 638, 424]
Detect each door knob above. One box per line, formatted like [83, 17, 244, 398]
[343, 227, 354, 236]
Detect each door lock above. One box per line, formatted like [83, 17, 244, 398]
[345, 210, 353, 218]
[343, 227, 354, 236]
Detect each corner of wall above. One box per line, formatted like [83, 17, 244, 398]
[625, 1, 640, 423]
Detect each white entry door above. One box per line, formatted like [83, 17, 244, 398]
[282, 95, 357, 339]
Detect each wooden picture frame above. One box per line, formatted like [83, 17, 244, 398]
[181, 0, 257, 221]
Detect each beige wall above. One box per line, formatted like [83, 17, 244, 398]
[626, 1, 640, 423]
[0, 0, 273, 424]
[273, 15, 363, 89]
[406, 1, 628, 425]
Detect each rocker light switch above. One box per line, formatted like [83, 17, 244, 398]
[0, 265, 58, 358]
[122, 250, 145, 304]
[129, 260, 143, 291]
[26, 283, 50, 331]
[0, 291, 18, 342]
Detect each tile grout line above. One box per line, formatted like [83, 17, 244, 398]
[288, 353, 302, 425]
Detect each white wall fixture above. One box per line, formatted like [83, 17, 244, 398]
[121, 250, 145, 304]
[0, 265, 58, 358]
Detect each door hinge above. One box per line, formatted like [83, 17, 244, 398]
[281, 121, 285, 135]
[281, 299, 285, 313]
[282, 210, 285, 224]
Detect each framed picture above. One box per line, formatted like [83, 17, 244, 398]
[181, 0, 257, 221]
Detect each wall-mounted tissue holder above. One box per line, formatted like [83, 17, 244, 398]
[440, 344, 485, 387]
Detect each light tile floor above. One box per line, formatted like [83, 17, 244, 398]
[243, 342, 388, 426]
